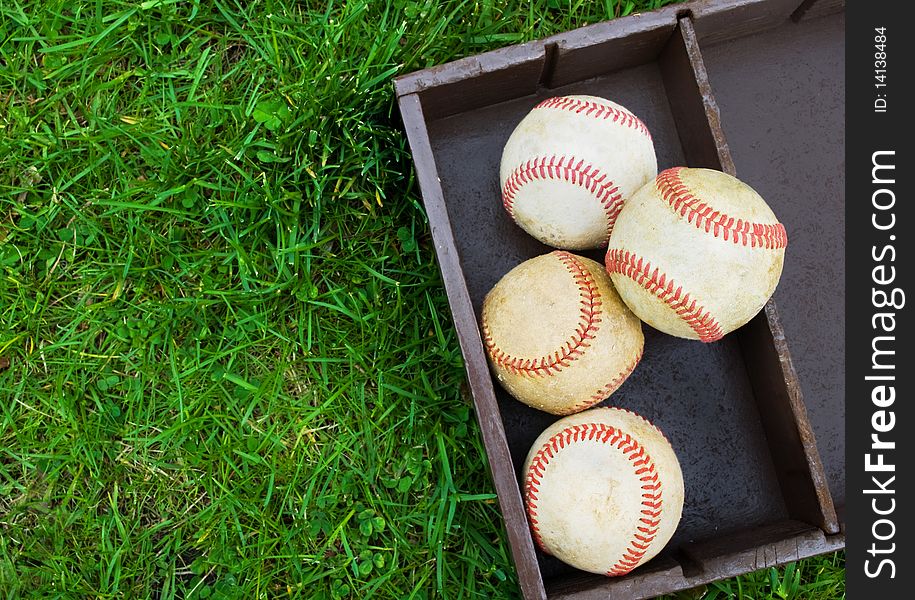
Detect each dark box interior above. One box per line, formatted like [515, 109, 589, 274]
[427, 68, 790, 581]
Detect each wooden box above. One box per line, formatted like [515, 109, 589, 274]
[394, 1, 845, 597]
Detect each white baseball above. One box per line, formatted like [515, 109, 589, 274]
[500, 95, 658, 250]
[481, 251, 643, 415]
[523, 407, 684, 576]
[606, 167, 787, 342]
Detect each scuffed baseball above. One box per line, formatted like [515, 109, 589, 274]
[500, 95, 658, 250]
[523, 407, 684, 576]
[481, 251, 643, 415]
[606, 167, 787, 342]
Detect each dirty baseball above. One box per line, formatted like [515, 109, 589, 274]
[500, 95, 657, 250]
[606, 167, 787, 342]
[523, 407, 684, 576]
[481, 251, 643, 415]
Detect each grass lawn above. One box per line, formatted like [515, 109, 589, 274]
[1, 1, 844, 598]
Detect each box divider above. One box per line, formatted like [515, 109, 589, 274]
[658, 16, 734, 171]
[740, 305, 841, 533]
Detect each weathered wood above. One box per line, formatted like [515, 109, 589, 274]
[689, 0, 800, 44]
[397, 93, 548, 600]
[659, 15, 735, 171]
[739, 303, 840, 533]
[792, 0, 845, 21]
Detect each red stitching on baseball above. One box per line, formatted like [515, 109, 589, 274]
[558, 349, 643, 415]
[605, 249, 724, 342]
[607, 407, 673, 448]
[501, 155, 624, 244]
[534, 96, 652, 141]
[483, 252, 602, 376]
[655, 168, 787, 249]
[523, 423, 662, 576]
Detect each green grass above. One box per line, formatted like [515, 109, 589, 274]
[0, 1, 843, 598]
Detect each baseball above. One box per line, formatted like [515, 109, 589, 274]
[500, 95, 658, 250]
[605, 167, 787, 342]
[481, 251, 643, 415]
[523, 407, 684, 576]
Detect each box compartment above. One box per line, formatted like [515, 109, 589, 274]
[698, 8, 846, 513]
